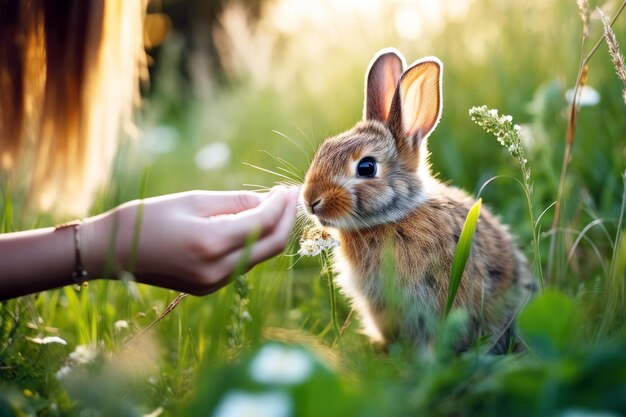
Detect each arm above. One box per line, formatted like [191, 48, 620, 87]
[0, 226, 77, 299]
[0, 186, 299, 300]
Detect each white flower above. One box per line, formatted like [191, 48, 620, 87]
[249, 344, 313, 385]
[320, 237, 340, 250]
[28, 336, 67, 345]
[298, 227, 340, 257]
[241, 310, 252, 322]
[565, 85, 600, 106]
[114, 320, 129, 331]
[55, 365, 72, 379]
[298, 239, 322, 257]
[56, 343, 101, 380]
[69, 344, 98, 365]
[213, 390, 291, 417]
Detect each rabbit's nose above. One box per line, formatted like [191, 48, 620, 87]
[310, 199, 322, 214]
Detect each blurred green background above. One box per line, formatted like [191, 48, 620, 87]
[2, 0, 626, 415]
[122, 0, 625, 246]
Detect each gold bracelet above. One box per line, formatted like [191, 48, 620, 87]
[55, 220, 89, 290]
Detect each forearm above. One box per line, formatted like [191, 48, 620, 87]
[0, 226, 77, 300]
[0, 187, 298, 299]
[0, 206, 138, 301]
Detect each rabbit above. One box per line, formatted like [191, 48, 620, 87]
[300, 48, 537, 353]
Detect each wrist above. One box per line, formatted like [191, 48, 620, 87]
[81, 202, 143, 279]
[80, 214, 108, 279]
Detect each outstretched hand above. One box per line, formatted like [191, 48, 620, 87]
[81, 186, 299, 295]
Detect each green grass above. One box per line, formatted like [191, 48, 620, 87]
[2, 0, 626, 415]
[446, 198, 482, 318]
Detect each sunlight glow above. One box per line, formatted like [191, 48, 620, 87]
[268, 0, 473, 38]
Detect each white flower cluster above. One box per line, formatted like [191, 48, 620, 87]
[56, 343, 100, 379]
[469, 105, 531, 183]
[213, 344, 317, 417]
[298, 227, 339, 257]
[114, 320, 129, 331]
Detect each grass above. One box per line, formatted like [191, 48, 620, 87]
[2, 0, 626, 415]
[446, 198, 482, 318]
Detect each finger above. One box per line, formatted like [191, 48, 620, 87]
[158, 188, 297, 296]
[208, 187, 298, 277]
[202, 187, 291, 252]
[187, 190, 265, 217]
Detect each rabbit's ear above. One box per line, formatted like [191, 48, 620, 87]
[388, 57, 442, 161]
[364, 48, 405, 122]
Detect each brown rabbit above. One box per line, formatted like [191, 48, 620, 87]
[301, 48, 536, 353]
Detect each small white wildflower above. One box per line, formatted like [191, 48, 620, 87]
[249, 344, 314, 385]
[565, 85, 600, 106]
[213, 390, 291, 417]
[298, 226, 339, 257]
[56, 343, 102, 380]
[114, 320, 129, 331]
[298, 240, 322, 257]
[28, 336, 67, 345]
[469, 105, 532, 188]
[320, 238, 340, 250]
[241, 310, 252, 322]
[55, 365, 72, 379]
[69, 344, 98, 365]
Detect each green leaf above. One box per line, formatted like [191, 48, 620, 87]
[445, 198, 482, 317]
[517, 290, 577, 358]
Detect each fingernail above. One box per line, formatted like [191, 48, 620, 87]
[266, 186, 280, 195]
[264, 186, 286, 200]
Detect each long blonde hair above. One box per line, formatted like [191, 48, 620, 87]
[0, 0, 147, 216]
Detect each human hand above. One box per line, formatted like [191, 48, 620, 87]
[81, 186, 299, 295]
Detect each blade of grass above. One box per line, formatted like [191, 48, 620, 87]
[1, 188, 13, 233]
[127, 167, 151, 276]
[445, 199, 482, 318]
[321, 251, 341, 348]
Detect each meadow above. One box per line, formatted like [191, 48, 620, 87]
[1, 0, 626, 415]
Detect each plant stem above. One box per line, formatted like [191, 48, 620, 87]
[526, 185, 544, 287]
[323, 253, 342, 347]
[122, 292, 188, 350]
[547, 0, 626, 280]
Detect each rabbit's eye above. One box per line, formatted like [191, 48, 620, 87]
[357, 157, 377, 178]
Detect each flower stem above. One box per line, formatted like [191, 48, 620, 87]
[548, 0, 626, 280]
